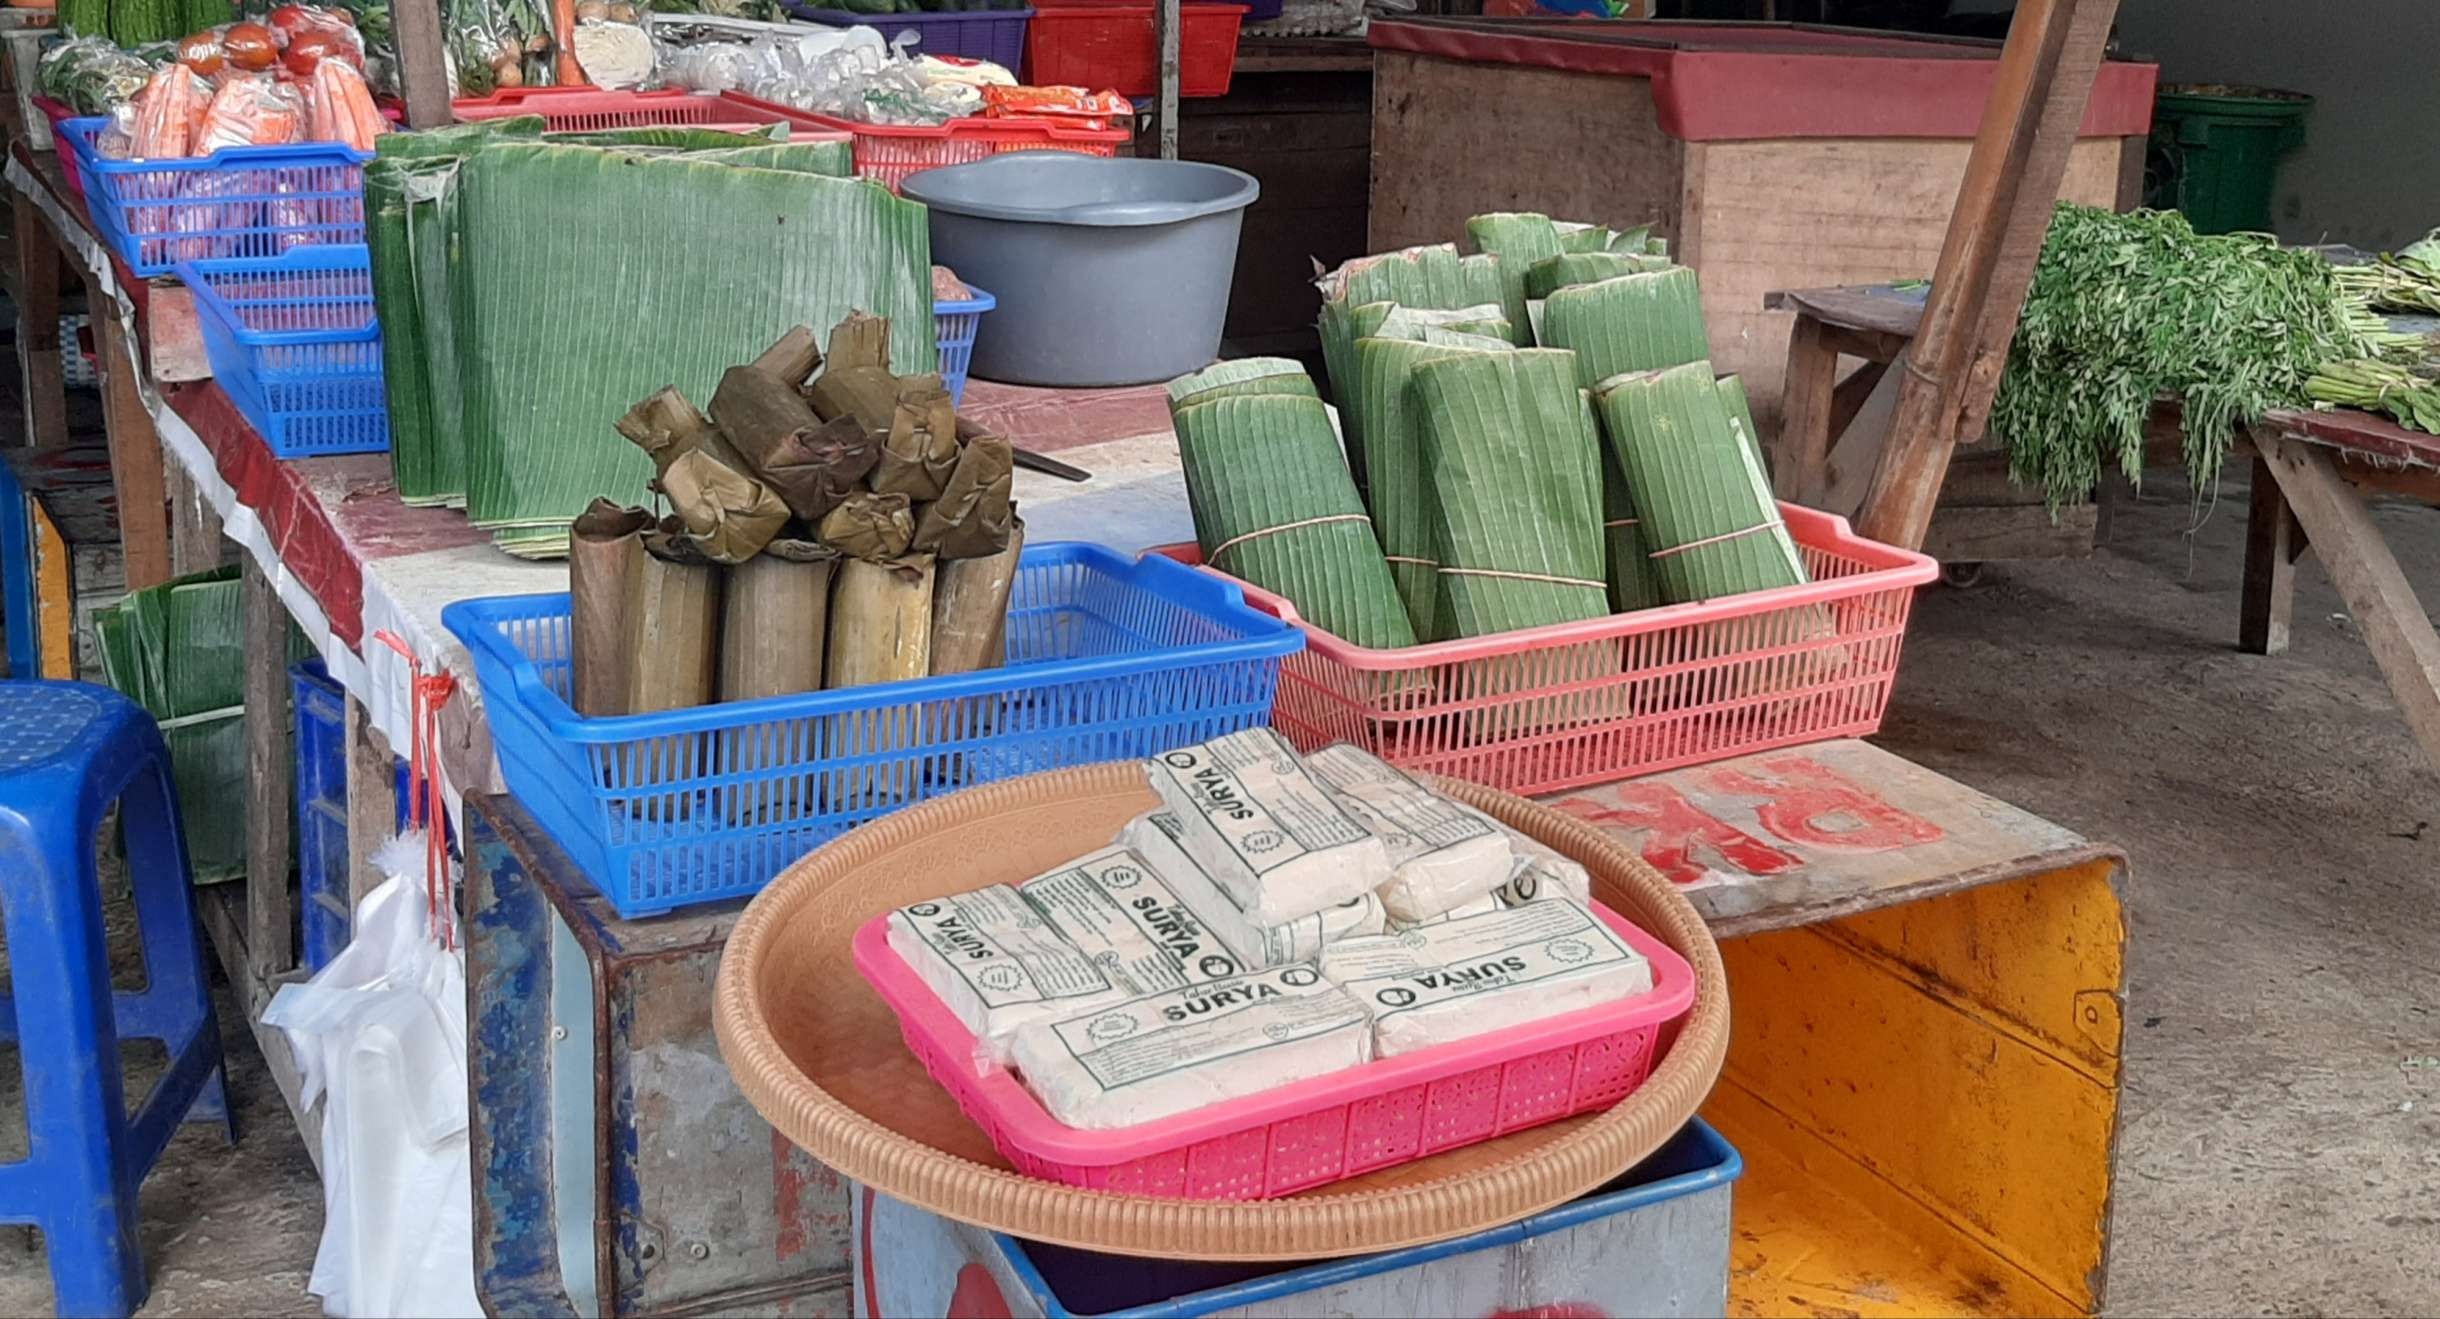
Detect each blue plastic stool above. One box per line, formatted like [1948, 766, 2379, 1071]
[0, 680, 235, 1316]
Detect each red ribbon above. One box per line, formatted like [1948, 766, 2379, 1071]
[372, 631, 459, 951]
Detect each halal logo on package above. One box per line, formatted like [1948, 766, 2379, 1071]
[1087, 1012, 1138, 1043]
[1243, 829, 1285, 854]
[1102, 864, 1143, 890]
[978, 965, 1025, 993]
[1547, 938, 1592, 963]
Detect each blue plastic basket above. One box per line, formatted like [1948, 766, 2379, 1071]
[934, 286, 996, 406]
[789, 6, 1035, 67]
[443, 542, 1303, 917]
[60, 117, 372, 278]
[180, 245, 388, 459]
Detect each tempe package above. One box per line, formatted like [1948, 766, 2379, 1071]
[1305, 744, 1515, 923]
[1320, 900, 1655, 1057]
[1143, 728, 1391, 926]
[1018, 844, 1247, 993]
[1009, 965, 1375, 1130]
[1123, 810, 1386, 969]
[1495, 829, 1593, 908]
[886, 886, 1126, 1055]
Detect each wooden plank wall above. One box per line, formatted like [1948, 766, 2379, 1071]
[1181, 69, 1374, 358]
[1369, 52, 1685, 254]
[1680, 136, 2123, 438]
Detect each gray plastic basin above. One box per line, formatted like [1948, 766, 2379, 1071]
[901, 152, 1260, 388]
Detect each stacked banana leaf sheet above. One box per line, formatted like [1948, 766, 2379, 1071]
[367, 123, 909, 558]
[95, 567, 310, 884]
[1166, 210, 1810, 651]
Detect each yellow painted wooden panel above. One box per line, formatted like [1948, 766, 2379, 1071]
[1687, 136, 2124, 436]
[1715, 862, 2123, 1315]
[33, 497, 72, 680]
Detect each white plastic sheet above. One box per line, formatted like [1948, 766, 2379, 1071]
[263, 834, 482, 1319]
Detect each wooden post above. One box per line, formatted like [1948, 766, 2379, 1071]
[243, 558, 296, 991]
[13, 189, 67, 452]
[1152, 0, 1180, 161]
[165, 460, 225, 577]
[92, 308, 174, 591]
[391, 0, 454, 129]
[1855, 0, 2121, 551]
[344, 693, 396, 904]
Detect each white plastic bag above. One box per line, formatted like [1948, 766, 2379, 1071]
[263, 833, 482, 1319]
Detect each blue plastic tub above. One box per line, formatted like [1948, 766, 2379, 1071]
[180, 245, 388, 459]
[59, 117, 372, 279]
[789, 6, 1035, 67]
[934, 285, 996, 405]
[443, 543, 1303, 917]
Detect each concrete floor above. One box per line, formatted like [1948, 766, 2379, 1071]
[2, 467, 2436, 1316]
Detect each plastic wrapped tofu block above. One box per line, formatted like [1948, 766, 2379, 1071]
[1143, 728, 1391, 926]
[1123, 809, 1386, 969]
[1009, 964, 1375, 1130]
[1319, 900, 1655, 1057]
[1018, 844, 1248, 994]
[1386, 893, 1500, 932]
[1306, 743, 1514, 922]
[1493, 829, 1593, 908]
[886, 886, 1126, 1056]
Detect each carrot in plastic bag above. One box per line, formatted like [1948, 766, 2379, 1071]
[307, 60, 385, 151]
[194, 75, 303, 155]
[130, 65, 202, 159]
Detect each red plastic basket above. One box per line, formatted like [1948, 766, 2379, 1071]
[735, 99, 1129, 193]
[450, 87, 847, 136]
[1156, 503, 1940, 796]
[856, 899, 1696, 1199]
[1028, 1, 1249, 98]
[32, 96, 85, 199]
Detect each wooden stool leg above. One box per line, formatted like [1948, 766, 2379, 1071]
[2238, 449, 2303, 656]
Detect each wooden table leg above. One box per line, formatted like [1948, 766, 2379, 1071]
[2238, 449, 2306, 656]
[91, 307, 173, 590]
[165, 459, 225, 576]
[12, 188, 67, 451]
[242, 557, 295, 992]
[1772, 314, 1838, 504]
[2252, 428, 2440, 771]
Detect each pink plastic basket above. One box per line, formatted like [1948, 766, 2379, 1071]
[1155, 502, 1939, 797]
[855, 901, 1696, 1200]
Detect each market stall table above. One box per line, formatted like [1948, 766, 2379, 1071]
[1763, 279, 2440, 774]
[5, 112, 2125, 1319]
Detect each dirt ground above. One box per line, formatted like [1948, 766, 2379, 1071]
[2, 466, 2436, 1316]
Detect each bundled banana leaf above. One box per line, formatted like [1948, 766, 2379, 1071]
[1172, 388, 1417, 649]
[1351, 331, 1513, 641]
[1524, 250, 1673, 302]
[1462, 212, 1564, 347]
[1556, 221, 1666, 257]
[1593, 361, 1808, 605]
[1167, 358, 1320, 408]
[1539, 267, 1710, 389]
[1410, 348, 1609, 637]
[455, 140, 926, 558]
[1316, 244, 1504, 489]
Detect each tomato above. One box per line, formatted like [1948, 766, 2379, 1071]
[267, 4, 315, 42]
[223, 22, 280, 72]
[282, 29, 341, 77]
[176, 32, 225, 77]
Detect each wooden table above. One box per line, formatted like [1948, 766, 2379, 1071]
[2244, 408, 2440, 771]
[1765, 283, 2105, 571]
